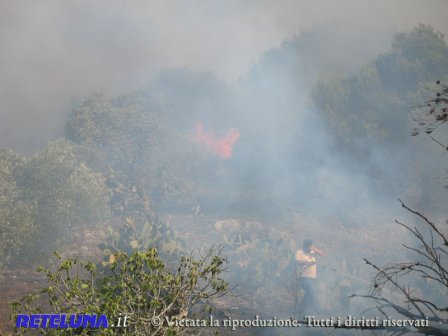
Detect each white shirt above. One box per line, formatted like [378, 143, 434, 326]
[295, 249, 317, 278]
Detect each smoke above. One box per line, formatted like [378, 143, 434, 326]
[1, 1, 448, 331]
[194, 122, 240, 159]
[1, 1, 448, 154]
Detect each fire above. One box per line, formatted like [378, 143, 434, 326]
[194, 122, 240, 159]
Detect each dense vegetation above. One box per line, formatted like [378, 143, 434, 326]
[0, 141, 110, 268]
[12, 247, 228, 335]
[313, 24, 448, 153]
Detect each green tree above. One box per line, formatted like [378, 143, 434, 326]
[65, 93, 201, 214]
[0, 149, 36, 268]
[17, 139, 111, 238]
[376, 24, 448, 93]
[0, 140, 111, 268]
[313, 24, 448, 153]
[12, 247, 229, 336]
[311, 24, 448, 212]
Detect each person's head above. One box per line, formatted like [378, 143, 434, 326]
[303, 239, 313, 253]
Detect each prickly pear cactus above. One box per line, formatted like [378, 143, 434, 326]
[217, 219, 297, 288]
[100, 213, 185, 266]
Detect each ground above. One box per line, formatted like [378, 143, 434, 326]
[0, 208, 401, 335]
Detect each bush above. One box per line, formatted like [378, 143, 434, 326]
[12, 247, 229, 335]
[0, 141, 111, 269]
[0, 149, 36, 268]
[100, 215, 185, 267]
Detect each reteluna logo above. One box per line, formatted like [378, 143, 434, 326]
[16, 314, 108, 329]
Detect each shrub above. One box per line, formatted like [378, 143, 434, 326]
[12, 247, 229, 335]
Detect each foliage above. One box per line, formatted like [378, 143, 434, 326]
[376, 24, 448, 93]
[100, 215, 185, 267]
[18, 139, 111, 230]
[218, 220, 296, 288]
[0, 140, 111, 268]
[313, 24, 448, 154]
[12, 247, 229, 335]
[65, 93, 201, 212]
[65, 93, 164, 176]
[310, 24, 448, 214]
[0, 149, 36, 268]
[19, 140, 111, 252]
[150, 69, 235, 130]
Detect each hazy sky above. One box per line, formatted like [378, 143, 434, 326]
[1, 0, 448, 154]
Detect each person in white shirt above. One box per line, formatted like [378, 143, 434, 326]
[295, 239, 325, 315]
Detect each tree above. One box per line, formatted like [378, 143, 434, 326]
[65, 93, 202, 214]
[12, 246, 229, 336]
[0, 140, 111, 268]
[356, 84, 448, 336]
[376, 24, 448, 93]
[311, 24, 448, 213]
[313, 24, 448, 154]
[0, 149, 36, 268]
[18, 139, 111, 245]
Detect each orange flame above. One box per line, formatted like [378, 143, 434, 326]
[194, 122, 240, 159]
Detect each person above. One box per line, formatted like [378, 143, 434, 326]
[295, 239, 325, 315]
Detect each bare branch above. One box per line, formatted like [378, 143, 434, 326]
[398, 199, 448, 247]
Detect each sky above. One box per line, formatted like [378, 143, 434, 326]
[1, 0, 448, 154]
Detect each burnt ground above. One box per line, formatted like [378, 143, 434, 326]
[0, 225, 107, 334]
[0, 269, 46, 335]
